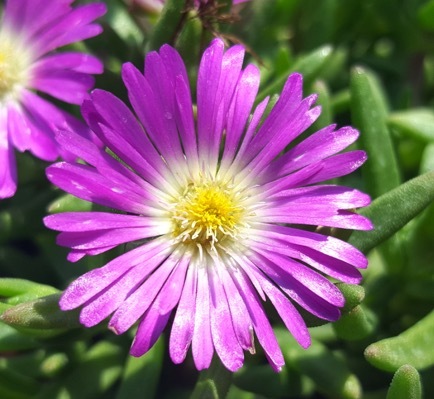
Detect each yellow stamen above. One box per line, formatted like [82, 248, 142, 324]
[171, 179, 245, 254]
[0, 30, 32, 102]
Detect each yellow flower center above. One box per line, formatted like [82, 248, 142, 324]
[171, 179, 245, 254]
[0, 30, 33, 102]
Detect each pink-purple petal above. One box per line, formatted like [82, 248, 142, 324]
[79, 264, 151, 327]
[108, 253, 179, 334]
[33, 52, 104, 75]
[209, 266, 244, 372]
[169, 264, 198, 364]
[130, 307, 171, 357]
[231, 266, 285, 372]
[216, 263, 254, 352]
[59, 239, 170, 310]
[259, 275, 311, 349]
[192, 266, 214, 370]
[0, 114, 18, 199]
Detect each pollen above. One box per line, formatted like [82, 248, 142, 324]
[171, 179, 246, 254]
[0, 30, 33, 102]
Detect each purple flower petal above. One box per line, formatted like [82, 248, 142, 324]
[109, 252, 179, 334]
[271, 125, 360, 177]
[209, 266, 244, 372]
[32, 70, 95, 105]
[217, 263, 254, 352]
[0, 114, 18, 198]
[32, 3, 106, 55]
[59, 239, 171, 310]
[33, 52, 104, 75]
[231, 266, 285, 372]
[130, 306, 171, 356]
[85, 91, 170, 187]
[169, 265, 198, 364]
[221, 64, 260, 167]
[46, 162, 159, 215]
[121, 63, 186, 170]
[79, 264, 151, 327]
[192, 266, 214, 370]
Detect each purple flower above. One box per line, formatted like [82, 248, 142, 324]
[44, 38, 372, 372]
[0, 0, 106, 198]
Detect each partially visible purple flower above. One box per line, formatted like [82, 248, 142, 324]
[0, 0, 106, 198]
[45, 39, 372, 372]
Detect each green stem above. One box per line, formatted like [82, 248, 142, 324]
[146, 0, 189, 52]
[190, 357, 233, 399]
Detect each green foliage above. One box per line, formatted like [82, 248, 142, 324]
[365, 310, 434, 372]
[387, 365, 422, 399]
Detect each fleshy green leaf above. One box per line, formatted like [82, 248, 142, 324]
[310, 80, 333, 130]
[388, 108, 434, 143]
[47, 193, 93, 213]
[0, 361, 39, 399]
[191, 357, 233, 399]
[234, 362, 317, 398]
[386, 365, 422, 399]
[276, 330, 362, 399]
[420, 143, 434, 174]
[337, 283, 365, 313]
[256, 45, 333, 103]
[0, 279, 58, 299]
[349, 171, 434, 253]
[333, 305, 377, 341]
[35, 341, 123, 399]
[115, 336, 164, 399]
[350, 66, 400, 198]
[1, 293, 80, 330]
[418, 0, 434, 31]
[365, 309, 434, 372]
[0, 322, 39, 351]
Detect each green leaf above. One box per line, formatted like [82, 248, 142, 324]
[349, 171, 434, 253]
[0, 322, 39, 351]
[0, 362, 39, 399]
[146, 0, 187, 51]
[190, 357, 233, 399]
[420, 143, 434, 174]
[418, 0, 434, 31]
[350, 66, 400, 198]
[116, 336, 164, 399]
[0, 278, 58, 299]
[1, 293, 80, 330]
[331, 89, 351, 114]
[39, 353, 69, 378]
[276, 330, 362, 399]
[233, 364, 303, 398]
[256, 45, 333, 103]
[226, 385, 259, 399]
[365, 309, 434, 372]
[333, 305, 377, 341]
[36, 341, 123, 399]
[388, 108, 434, 143]
[175, 11, 202, 95]
[47, 193, 93, 213]
[104, 0, 143, 45]
[337, 283, 365, 313]
[310, 80, 333, 130]
[386, 365, 422, 399]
